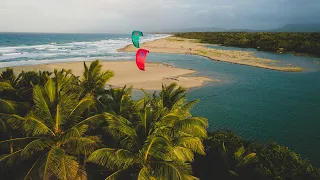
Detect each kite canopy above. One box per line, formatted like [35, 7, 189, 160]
[132, 30, 143, 48]
[136, 49, 149, 71]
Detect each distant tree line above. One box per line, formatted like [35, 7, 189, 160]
[174, 32, 320, 57]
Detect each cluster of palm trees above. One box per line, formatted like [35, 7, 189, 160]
[0, 60, 208, 180]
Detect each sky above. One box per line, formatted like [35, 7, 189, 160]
[0, 0, 320, 33]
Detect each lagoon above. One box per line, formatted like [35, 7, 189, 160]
[143, 49, 320, 166]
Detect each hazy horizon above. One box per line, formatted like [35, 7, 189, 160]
[1, 0, 320, 33]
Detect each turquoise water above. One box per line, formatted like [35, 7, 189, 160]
[142, 51, 320, 166]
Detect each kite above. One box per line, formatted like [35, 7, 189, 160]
[136, 49, 149, 71]
[132, 30, 143, 48]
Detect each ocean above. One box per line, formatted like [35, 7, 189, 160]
[0, 33, 170, 68]
[1, 33, 320, 166]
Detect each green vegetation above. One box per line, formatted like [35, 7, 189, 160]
[174, 32, 320, 57]
[1, 60, 319, 179]
[192, 130, 320, 180]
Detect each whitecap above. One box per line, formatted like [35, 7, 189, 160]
[0, 34, 170, 67]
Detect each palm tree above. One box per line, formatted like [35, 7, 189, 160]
[0, 69, 50, 155]
[220, 142, 259, 177]
[160, 83, 187, 111]
[81, 60, 114, 98]
[159, 83, 199, 118]
[98, 85, 137, 120]
[0, 68, 51, 114]
[87, 83, 208, 179]
[0, 69, 105, 180]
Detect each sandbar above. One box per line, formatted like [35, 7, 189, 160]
[119, 37, 304, 72]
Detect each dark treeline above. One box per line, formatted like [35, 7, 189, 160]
[0, 60, 319, 180]
[193, 131, 320, 180]
[174, 32, 320, 57]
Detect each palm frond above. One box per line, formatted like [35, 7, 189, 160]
[0, 118, 6, 132]
[97, 70, 114, 87]
[81, 60, 114, 96]
[172, 146, 194, 162]
[0, 68, 15, 82]
[142, 136, 173, 161]
[0, 137, 35, 148]
[72, 114, 106, 130]
[59, 125, 88, 143]
[234, 146, 245, 161]
[41, 147, 82, 180]
[56, 91, 80, 130]
[229, 170, 239, 177]
[105, 113, 138, 140]
[21, 139, 53, 158]
[8, 115, 55, 136]
[33, 85, 54, 128]
[63, 136, 100, 155]
[0, 81, 14, 91]
[0, 98, 17, 113]
[152, 161, 196, 180]
[169, 87, 187, 107]
[74, 166, 87, 180]
[87, 148, 135, 170]
[67, 95, 94, 123]
[24, 157, 41, 180]
[173, 137, 205, 155]
[176, 117, 208, 129]
[174, 117, 208, 138]
[137, 167, 154, 180]
[237, 153, 259, 168]
[158, 113, 181, 127]
[152, 127, 172, 138]
[0, 149, 23, 168]
[43, 78, 56, 104]
[178, 99, 199, 117]
[174, 125, 207, 139]
[160, 83, 188, 110]
[105, 169, 126, 180]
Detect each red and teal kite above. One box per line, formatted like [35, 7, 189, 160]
[132, 30, 143, 48]
[136, 49, 149, 71]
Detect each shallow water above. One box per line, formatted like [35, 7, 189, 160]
[142, 51, 320, 166]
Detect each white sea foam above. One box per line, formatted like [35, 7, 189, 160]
[0, 56, 134, 68]
[0, 34, 170, 68]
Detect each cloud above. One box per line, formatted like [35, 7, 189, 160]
[0, 0, 319, 32]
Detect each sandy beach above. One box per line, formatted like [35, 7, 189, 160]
[1, 61, 213, 90]
[119, 37, 304, 72]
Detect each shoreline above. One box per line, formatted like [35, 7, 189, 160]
[0, 61, 214, 90]
[119, 37, 304, 72]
